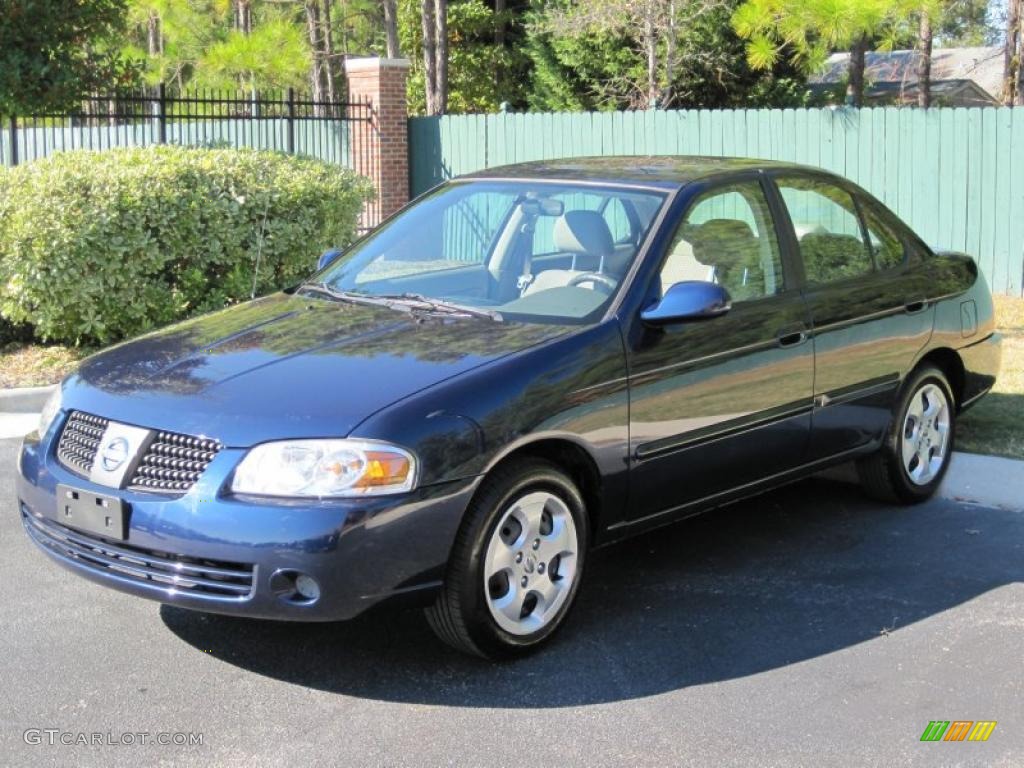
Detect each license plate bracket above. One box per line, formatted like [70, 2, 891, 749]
[56, 484, 128, 540]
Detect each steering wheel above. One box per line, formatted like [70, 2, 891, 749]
[567, 272, 617, 291]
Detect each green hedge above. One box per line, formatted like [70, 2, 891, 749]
[0, 146, 373, 345]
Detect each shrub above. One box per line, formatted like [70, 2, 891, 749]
[0, 146, 373, 345]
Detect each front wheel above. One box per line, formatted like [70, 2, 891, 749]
[857, 365, 955, 504]
[425, 458, 588, 659]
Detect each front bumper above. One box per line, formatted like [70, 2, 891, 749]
[16, 425, 479, 621]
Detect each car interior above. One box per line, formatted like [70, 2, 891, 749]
[658, 186, 783, 302]
[338, 185, 664, 321]
[780, 179, 874, 284]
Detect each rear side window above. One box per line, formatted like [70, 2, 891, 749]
[859, 202, 907, 271]
[777, 177, 872, 284]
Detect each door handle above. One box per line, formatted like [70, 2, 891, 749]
[904, 298, 928, 314]
[775, 325, 808, 348]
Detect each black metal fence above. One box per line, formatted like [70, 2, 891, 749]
[2, 86, 373, 161]
[1, 86, 379, 227]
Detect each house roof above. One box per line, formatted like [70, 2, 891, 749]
[809, 46, 1004, 102]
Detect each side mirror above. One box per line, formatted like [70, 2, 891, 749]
[317, 248, 343, 271]
[641, 281, 731, 325]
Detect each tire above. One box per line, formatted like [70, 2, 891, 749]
[425, 458, 588, 659]
[856, 365, 956, 504]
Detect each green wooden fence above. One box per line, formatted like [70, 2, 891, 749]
[408, 107, 1024, 296]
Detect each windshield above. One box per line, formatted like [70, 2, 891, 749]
[309, 181, 667, 324]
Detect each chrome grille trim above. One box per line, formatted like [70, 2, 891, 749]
[23, 510, 254, 599]
[54, 410, 222, 495]
[56, 411, 109, 477]
[129, 432, 223, 493]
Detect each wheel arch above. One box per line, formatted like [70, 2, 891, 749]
[916, 347, 966, 409]
[480, 436, 605, 548]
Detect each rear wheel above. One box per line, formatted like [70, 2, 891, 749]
[857, 365, 955, 504]
[425, 459, 587, 659]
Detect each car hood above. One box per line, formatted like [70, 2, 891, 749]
[63, 293, 567, 446]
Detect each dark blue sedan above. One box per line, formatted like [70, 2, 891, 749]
[16, 157, 1001, 658]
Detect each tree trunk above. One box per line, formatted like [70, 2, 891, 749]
[494, 0, 506, 46]
[233, 0, 252, 88]
[917, 8, 933, 108]
[1017, 6, 1024, 106]
[1005, 0, 1021, 105]
[305, 1, 325, 103]
[643, 2, 657, 108]
[846, 35, 868, 107]
[321, 0, 341, 105]
[434, 0, 448, 114]
[421, 0, 438, 114]
[664, 0, 677, 108]
[382, 0, 401, 58]
[234, 1, 252, 34]
[147, 11, 161, 57]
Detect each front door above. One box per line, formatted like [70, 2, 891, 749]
[627, 176, 815, 524]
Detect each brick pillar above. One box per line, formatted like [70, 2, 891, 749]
[344, 57, 411, 229]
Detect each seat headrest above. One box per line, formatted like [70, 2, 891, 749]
[553, 210, 614, 258]
[691, 218, 755, 244]
[688, 219, 757, 266]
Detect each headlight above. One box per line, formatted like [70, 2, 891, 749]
[38, 387, 62, 437]
[231, 439, 417, 498]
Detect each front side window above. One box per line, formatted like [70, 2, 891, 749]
[777, 177, 872, 284]
[315, 181, 667, 325]
[659, 181, 784, 303]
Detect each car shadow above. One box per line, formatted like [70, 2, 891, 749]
[161, 476, 1023, 708]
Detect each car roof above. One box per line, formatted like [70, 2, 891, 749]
[462, 156, 833, 190]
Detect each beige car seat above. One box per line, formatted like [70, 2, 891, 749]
[659, 236, 716, 295]
[524, 211, 615, 295]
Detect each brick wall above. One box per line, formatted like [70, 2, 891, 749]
[344, 57, 411, 228]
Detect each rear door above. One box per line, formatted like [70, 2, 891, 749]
[770, 173, 935, 458]
[626, 174, 815, 522]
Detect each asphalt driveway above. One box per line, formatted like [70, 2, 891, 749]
[1, 435, 1021, 767]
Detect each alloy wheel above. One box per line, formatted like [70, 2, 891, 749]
[482, 491, 579, 636]
[901, 382, 951, 486]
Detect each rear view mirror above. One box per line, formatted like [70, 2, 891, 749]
[641, 281, 731, 325]
[317, 248, 343, 271]
[519, 198, 564, 217]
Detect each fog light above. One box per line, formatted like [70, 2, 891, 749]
[269, 569, 321, 604]
[294, 574, 320, 601]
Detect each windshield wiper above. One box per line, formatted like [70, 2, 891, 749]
[372, 292, 504, 321]
[299, 284, 502, 321]
[298, 282, 414, 312]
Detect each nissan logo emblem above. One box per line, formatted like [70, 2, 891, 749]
[100, 437, 130, 472]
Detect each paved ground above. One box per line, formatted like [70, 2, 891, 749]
[1, 435, 1021, 767]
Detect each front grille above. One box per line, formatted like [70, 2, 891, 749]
[55, 410, 222, 495]
[56, 411, 108, 476]
[129, 432, 223, 494]
[23, 509, 254, 599]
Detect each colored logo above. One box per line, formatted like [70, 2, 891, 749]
[920, 721, 997, 742]
[100, 437, 130, 472]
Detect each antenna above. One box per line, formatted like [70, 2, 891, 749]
[250, 195, 271, 300]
